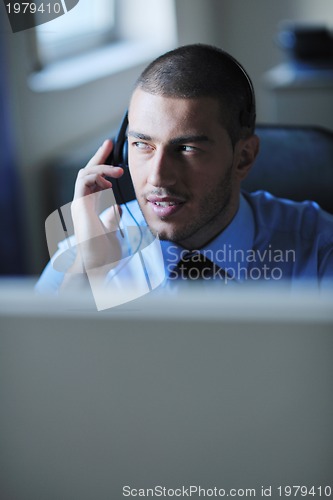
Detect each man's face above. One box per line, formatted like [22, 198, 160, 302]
[128, 88, 243, 249]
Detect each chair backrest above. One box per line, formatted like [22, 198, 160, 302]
[242, 125, 333, 214]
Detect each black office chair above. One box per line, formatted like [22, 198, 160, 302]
[242, 125, 333, 214]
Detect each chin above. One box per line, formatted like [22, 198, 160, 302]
[139, 204, 192, 241]
[147, 223, 176, 241]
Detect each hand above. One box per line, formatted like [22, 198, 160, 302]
[69, 140, 125, 274]
[73, 140, 123, 200]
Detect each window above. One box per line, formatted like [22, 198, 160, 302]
[35, 0, 116, 65]
[29, 0, 177, 92]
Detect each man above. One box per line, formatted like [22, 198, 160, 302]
[37, 44, 333, 296]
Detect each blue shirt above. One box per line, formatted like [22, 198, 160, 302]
[36, 191, 333, 293]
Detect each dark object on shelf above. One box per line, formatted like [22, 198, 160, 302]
[277, 22, 333, 62]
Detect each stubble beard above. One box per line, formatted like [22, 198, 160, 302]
[136, 164, 234, 247]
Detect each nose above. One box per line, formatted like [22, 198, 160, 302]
[147, 149, 177, 188]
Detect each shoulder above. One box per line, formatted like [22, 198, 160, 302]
[243, 190, 333, 244]
[242, 191, 333, 283]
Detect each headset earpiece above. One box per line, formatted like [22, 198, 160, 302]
[122, 138, 128, 167]
[106, 112, 129, 167]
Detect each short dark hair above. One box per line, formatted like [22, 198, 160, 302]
[135, 44, 256, 146]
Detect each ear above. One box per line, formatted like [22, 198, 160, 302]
[234, 134, 260, 181]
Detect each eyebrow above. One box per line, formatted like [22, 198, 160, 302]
[128, 131, 152, 141]
[170, 135, 213, 146]
[128, 130, 213, 145]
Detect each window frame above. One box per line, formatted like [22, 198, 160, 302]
[32, 0, 119, 69]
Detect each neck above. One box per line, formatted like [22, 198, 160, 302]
[178, 196, 240, 250]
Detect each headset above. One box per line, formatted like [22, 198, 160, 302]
[106, 111, 129, 168]
[225, 52, 256, 131]
[106, 51, 255, 170]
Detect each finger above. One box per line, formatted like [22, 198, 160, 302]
[80, 173, 112, 190]
[86, 139, 113, 168]
[79, 163, 124, 179]
[73, 174, 110, 200]
[76, 165, 124, 194]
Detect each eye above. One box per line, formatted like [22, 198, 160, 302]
[177, 145, 199, 153]
[131, 141, 154, 153]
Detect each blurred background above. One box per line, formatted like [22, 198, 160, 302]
[1, 0, 333, 277]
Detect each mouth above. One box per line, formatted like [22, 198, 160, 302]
[146, 196, 186, 218]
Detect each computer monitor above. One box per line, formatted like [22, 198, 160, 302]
[0, 281, 332, 499]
